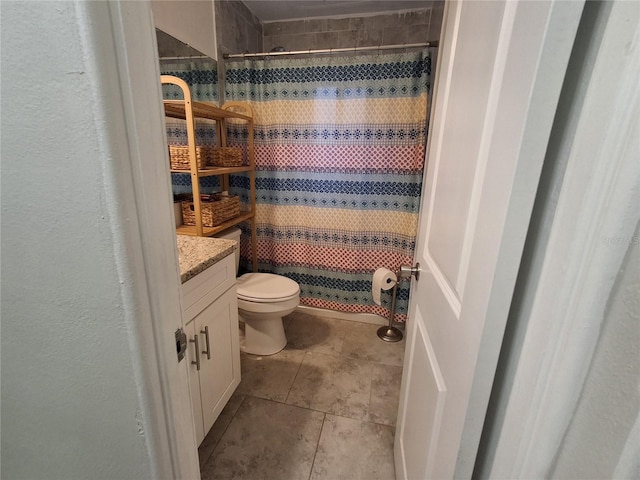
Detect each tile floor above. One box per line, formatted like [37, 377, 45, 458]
[198, 310, 406, 480]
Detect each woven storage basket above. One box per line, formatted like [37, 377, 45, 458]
[169, 145, 214, 170]
[209, 147, 243, 167]
[181, 194, 241, 227]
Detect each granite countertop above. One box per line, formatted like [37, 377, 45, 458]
[177, 235, 236, 283]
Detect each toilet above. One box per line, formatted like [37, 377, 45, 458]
[216, 228, 300, 355]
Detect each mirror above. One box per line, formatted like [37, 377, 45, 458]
[155, 29, 222, 202]
[156, 29, 219, 104]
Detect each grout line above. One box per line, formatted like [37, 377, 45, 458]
[326, 411, 397, 428]
[240, 353, 399, 423]
[308, 413, 327, 480]
[366, 360, 375, 423]
[283, 349, 306, 404]
[249, 392, 338, 419]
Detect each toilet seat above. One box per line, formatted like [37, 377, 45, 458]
[237, 273, 300, 303]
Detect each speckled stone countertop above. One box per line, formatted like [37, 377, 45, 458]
[177, 235, 236, 283]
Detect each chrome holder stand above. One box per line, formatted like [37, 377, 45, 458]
[377, 280, 403, 342]
[376, 263, 420, 343]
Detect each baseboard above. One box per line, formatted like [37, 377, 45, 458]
[295, 305, 389, 326]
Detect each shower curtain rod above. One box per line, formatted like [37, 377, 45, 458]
[159, 55, 211, 61]
[222, 41, 438, 59]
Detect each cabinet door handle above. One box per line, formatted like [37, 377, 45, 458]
[189, 335, 201, 371]
[200, 326, 211, 360]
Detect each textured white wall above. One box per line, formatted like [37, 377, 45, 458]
[550, 224, 640, 478]
[151, 0, 218, 59]
[0, 2, 158, 478]
[475, 0, 640, 477]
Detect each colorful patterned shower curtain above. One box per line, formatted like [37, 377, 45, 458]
[225, 51, 431, 321]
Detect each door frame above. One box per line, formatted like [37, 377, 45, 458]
[108, 0, 638, 477]
[103, 2, 200, 477]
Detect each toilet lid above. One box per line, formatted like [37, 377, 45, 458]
[236, 273, 300, 302]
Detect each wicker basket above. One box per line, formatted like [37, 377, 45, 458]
[169, 145, 214, 170]
[181, 194, 241, 227]
[210, 147, 243, 167]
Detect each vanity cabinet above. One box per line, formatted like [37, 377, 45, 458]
[182, 253, 240, 445]
[161, 74, 257, 271]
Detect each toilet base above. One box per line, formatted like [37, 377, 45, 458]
[239, 314, 287, 356]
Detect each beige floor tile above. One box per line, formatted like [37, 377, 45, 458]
[283, 311, 295, 329]
[285, 311, 349, 355]
[286, 351, 373, 420]
[198, 393, 246, 469]
[200, 312, 404, 478]
[367, 363, 403, 426]
[341, 321, 406, 366]
[236, 348, 305, 402]
[310, 414, 395, 480]
[200, 396, 324, 480]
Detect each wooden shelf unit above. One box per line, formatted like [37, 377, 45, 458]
[169, 165, 253, 177]
[161, 75, 257, 271]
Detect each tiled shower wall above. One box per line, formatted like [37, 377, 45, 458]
[215, 0, 263, 103]
[262, 4, 444, 53]
[214, 1, 444, 57]
[215, 0, 263, 58]
[214, 1, 444, 98]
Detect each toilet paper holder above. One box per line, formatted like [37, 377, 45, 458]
[377, 263, 420, 343]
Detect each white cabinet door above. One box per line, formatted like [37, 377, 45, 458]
[186, 320, 205, 445]
[182, 253, 241, 445]
[195, 286, 240, 435]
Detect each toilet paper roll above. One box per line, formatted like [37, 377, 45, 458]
[372, 267, 397, 306]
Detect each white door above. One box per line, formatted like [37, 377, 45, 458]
[395, 1, 584, 479]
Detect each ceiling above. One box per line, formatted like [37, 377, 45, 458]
[242, 1, 435, 22]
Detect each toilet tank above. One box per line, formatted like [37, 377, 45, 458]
[214, 227, 241, 274]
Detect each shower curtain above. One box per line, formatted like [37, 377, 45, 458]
[225, 51, 432, 322]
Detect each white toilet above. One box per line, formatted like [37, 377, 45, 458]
[216, 228, 300, 356]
